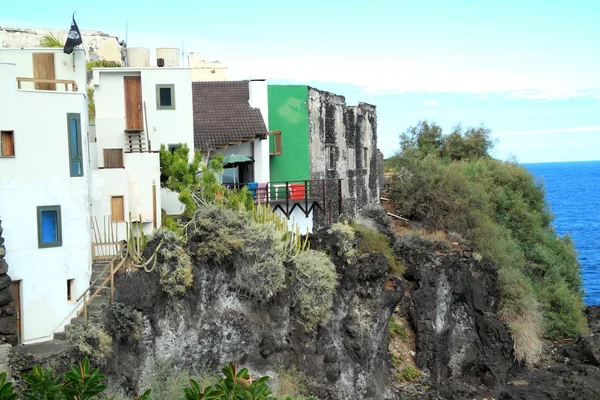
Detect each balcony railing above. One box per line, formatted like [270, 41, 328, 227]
[226, 179, 343, 222]
[16, 77, 79, 92]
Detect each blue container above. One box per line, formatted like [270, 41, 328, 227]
[247, 182, 259, 199]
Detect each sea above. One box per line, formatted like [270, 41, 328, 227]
[524, 161, 600, 305]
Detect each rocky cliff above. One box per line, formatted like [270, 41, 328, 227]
[106, 227, 403, 399]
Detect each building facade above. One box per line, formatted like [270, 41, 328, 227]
[0, 49, 92, 344]
[268, 85, 380, 226]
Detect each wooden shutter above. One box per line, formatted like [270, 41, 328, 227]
[103, 149, 124, 168]
[1, 131, 14, 156]
[32, 53, 56, 91]
[111, 196, 125, 222]
[269, 130, 282, 156]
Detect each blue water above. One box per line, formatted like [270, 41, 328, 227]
[524, 161, 600, 305]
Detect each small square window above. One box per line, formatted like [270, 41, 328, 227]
[326, 145, 336, 171]
[37, 205, 62, 248]
[156, 84, 175, 109]
[1, 131, 15, 157]
[347, 147, 355, 170]
[269, 130, 282, 156]
[67, 279, 74, 302]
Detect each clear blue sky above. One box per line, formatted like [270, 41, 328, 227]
[3, 0, 599, 162]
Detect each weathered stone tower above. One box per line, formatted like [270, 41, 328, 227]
[0, 220, 17, 346]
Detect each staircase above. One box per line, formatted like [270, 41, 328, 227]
[124, 129, 147, 152]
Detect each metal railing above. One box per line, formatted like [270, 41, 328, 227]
[16, 77, 79, 92]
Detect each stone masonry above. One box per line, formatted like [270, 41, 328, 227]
[0, 220, 17, 346]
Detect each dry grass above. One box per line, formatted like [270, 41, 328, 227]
[500, 306, 543, 366]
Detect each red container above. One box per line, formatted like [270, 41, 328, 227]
[289, 184, 306, 200]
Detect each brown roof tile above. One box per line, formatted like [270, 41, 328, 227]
[192, 81, 268, 152]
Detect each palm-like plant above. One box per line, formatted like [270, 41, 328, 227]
[61, 358, 107, 400]
[40, 32, 64, 48]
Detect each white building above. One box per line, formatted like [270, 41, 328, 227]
[0, 48, 91, 344]
[90, 65, 196, 237]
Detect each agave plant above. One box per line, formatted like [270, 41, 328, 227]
[40, 32, 64, 48]
[61, 358, 107, 400]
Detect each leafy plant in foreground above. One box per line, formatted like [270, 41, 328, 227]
[61, 358, 107, 400]
[0, 372, 16, 400]
[21, 365, 63, 400]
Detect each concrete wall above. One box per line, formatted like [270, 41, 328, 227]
[268, 85, 310, 183]
[307, 88, 380, 225]
[249, 80, 270, 183]
[0, 61, 92, 344]
[189, 54, 228, 82]
[0, 48, 87, 93]
[161, 188, 185, 216]
[1, 27, 123, 63]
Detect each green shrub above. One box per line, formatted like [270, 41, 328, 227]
[65, 321, 112, 361]
[150, 229, 193, 297]
[360, 204, 394, 238]
[107, 303, 143, 345]
[273, 365, 310, 399]
[233, 222, 287, 302]
[398, 366, 422, 383]
[350, 221, 403, 276]
[389, 122, 587, 361]
[189, 205, 248, 267]
[86, 60, 122, 71]
[291, 250, 338, 332]
[329, 222, 356, 262]
[388, 316, 407, 341]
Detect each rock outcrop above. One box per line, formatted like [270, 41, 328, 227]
[106, 228, 404, 399]
[0, 220, 17, 346]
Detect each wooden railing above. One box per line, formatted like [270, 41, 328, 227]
[78, 241, 127, 320]
[16, 77, 79, 92]
[91, 216, 122, 261]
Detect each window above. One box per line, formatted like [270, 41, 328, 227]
[363, 147, 369, 169]
[347, 147, 355, 170]
[67, 113, 83, 177]
[326, 145, 336, 171]
[156, 84, 175, 109]
[103, 149, 124, 168]
[269, 130, 282, 156]
[67, 279, 74, 302]
[1, 131, 14, 157]
[168, 144, 180, 154]
[111, 196, 125, 222]
[37, 206, 62, 248]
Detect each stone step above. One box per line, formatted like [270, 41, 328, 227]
[53, 331, 67, 341]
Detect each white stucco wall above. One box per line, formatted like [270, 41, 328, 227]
[93, 67, 194, 163]
[90, 153, 161, 241]
[249, 80, 270, 183]
[161, 188, 185, 216]
[0, 48, 86, 93]
[274, 207, 314, 234]
[0, 62, 91, 344]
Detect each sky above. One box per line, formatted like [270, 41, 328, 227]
[2, 0, 599, 162]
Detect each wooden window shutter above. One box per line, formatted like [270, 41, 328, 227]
[103, 149, 124, 168]
[1, 131, 14, 156]
[111, 196, 125, 222]
[269, 130, 282, 156]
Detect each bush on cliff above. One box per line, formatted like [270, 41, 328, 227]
[150, 229, 194, 297]
[65, 321, 112, 362]
[350, 221, 403, 276]
[291, 250, 338, 332]
[388, 120, 586, 363]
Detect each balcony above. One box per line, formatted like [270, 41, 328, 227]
[16, 77, 79, 92]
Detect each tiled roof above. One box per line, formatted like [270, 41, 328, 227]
[192, 81, 268, 152]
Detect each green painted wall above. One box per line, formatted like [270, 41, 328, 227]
[268, 85, 310, 183]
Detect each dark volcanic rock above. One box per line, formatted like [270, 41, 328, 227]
[108, 228, 404, 399]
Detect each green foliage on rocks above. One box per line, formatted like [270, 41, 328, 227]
[350, 221, 403, 276]
[291, 250, 338, 332]
[388, 120, 586, 364]
[151, 229, 193, 297]
[106, 303, 143, 346]
[65, 321, 112, 362]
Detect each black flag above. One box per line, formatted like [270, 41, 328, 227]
[63, 14, 82, 54]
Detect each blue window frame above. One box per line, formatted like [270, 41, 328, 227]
[37, 205, 62, 248]
[67, 113, 83, 177]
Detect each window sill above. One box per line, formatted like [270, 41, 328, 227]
[0, 156, 15, 158]
[38, 243, 62, 249]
